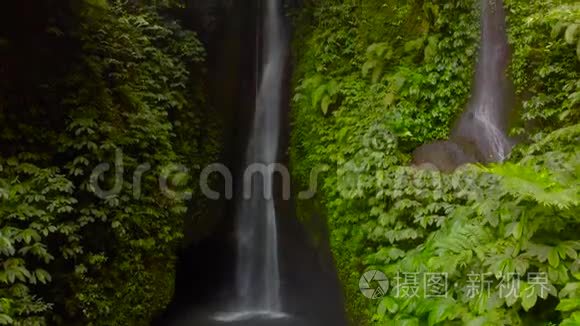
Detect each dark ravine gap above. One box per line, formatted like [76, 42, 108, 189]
[412, 0, 515, 172]
[159, 1, 347, 325]
[157, 0, 260, 321]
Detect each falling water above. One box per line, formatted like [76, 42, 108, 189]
[215, 0, 287, 321]
[451, 0, 514, 162]
[412, 0, 514, 170]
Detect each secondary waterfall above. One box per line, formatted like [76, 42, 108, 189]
[217, 0, 288, 321]
[451, 0, 513, 162]
[412, 0, 514, 171]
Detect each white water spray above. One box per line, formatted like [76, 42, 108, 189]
[214, 0, 287, 321]
[452, 0, 514, 162]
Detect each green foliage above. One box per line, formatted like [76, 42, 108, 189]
[292, 0, 479, 151]
[291, 1, 479, 323]
[291, 0, 580, 325]
[507, 0, 580, 135]
[545, 4, 580, 60]
[0, 161, 73, 325]
[367, 139, 579, 325]
[0, 1, 219, 325]
[294, 75, 341, 115]
[362, 42, 393, 83]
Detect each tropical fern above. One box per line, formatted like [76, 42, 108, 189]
[362, 42, 393, 83]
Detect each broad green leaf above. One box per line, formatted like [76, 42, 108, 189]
[35, 269, 51, 284]
[384, 93, 395, 107]
[521, 283, 538, 311]
[557, 298, 580, 312]
[565, 24, 579, 45]
[312, 84, 327, 109]
[321, 95, 331, 115]
[0, 314, 13, 325]
[559, 283, 580, 299]
[381, 296, 399, 314]
[549, 248, 560, 268]
[397, 318, 420, 326]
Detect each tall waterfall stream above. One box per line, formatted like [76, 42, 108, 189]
[216, 0, 287, 321]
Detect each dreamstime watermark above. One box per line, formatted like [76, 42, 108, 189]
[0, 146, 484, 202]
[359, 270, 552, 301]
[87, 149, 330, 201]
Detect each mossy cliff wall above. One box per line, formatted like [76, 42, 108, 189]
[0, 1, 242, 324]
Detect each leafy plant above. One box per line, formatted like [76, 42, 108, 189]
[0, 0, 219, 324]
[507, 0, 580, 135]
[290, 0, 579, 325]
[362, 42, 393, 83]
[294, 75, 341, 115]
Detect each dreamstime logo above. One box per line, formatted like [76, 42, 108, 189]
[87, 149, 330, 201]
[80, 145, 479, 203]
[359, 270, 389, 299]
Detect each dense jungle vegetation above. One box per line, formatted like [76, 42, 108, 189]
[0, 0, 578, 325]
[290, 0, 579, 325]
[0, 0, 221, 324]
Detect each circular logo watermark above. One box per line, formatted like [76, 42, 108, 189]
[359, 270, 389, 299]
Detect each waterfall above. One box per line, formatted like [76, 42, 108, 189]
[214, 0, 288, 321]
[451, 0, 514, 162]
[412, 0, 515, 171]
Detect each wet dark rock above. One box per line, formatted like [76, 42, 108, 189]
[412, 140, 479, 173]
